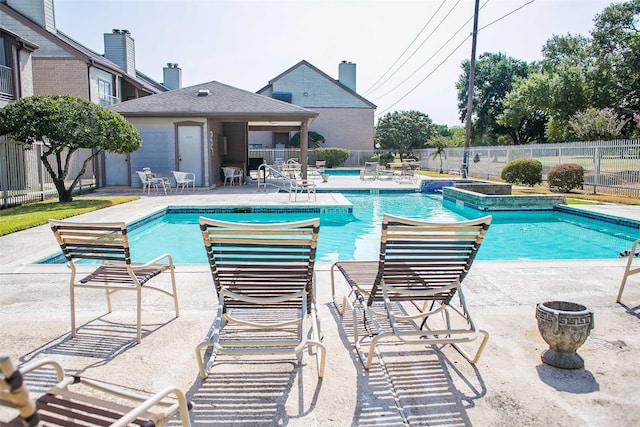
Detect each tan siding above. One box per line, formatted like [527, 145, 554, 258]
[32, 58, 88, 98]
[310, 108, 374, 150]
[272, 65, 371, 108]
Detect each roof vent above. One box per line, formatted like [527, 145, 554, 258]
[196, 89, 210, 97]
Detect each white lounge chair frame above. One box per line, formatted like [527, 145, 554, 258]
[617, 238, 640, 303]
[0, 354, 192, 426]
[361, 162, 379, 181]
[49, 220, 180, 344]
[196, 217, 326, 379]
[331, 214, 492, 369]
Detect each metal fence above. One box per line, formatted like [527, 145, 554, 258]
[0, 138, 94, 208]
[250, 139, 640, 198]
[1, 139, 638, 208]
[416, 140, 640, 198]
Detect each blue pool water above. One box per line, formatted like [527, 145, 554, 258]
[44, 193, 637, 264]
[322, 169, 360, 176]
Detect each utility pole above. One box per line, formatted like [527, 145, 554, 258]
[462, 0, 480, 179]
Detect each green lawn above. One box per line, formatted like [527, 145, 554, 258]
[0, 196, 139, 236]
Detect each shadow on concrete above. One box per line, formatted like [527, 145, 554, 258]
[618, 302, 640, 319]
[18, 314, 177, 371]
[185, 357, 321, 426]
[536, 364, 600, 393]
[328, 301, 486, 426]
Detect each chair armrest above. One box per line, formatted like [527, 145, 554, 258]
[12, 357, 65, 382]
[132, 253, 175, 269]
[106, 385, 191, 427]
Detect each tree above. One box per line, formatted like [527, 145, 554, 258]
[427, 135, 449, 173]
[0, 95, 142, 202]
[374, 110, 433, 159]
[569, 107, 628, 140]
[456, 52, 535, 145]
[288, 130, 325, 148]
[589, 0, 640, 128]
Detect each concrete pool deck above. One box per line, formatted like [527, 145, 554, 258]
[1, 177, 640, 426]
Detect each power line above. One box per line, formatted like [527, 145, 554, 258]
[372, 12, 474, 102]
[363, 1, 447, 96]
[375, 34, 472, 118]
[364, 1, 458, 97]
[374, 0, 537, 119]
[479, 0, 535, 31]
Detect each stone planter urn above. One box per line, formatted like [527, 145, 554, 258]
[536, 301, 594, 369]
[321, 174, 329, 183]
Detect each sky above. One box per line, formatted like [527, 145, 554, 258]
[52, 0, 617, 127]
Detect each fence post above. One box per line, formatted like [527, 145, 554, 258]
[593, 146, 600, 194]
[37, 144, 45, 201]
[1, 141, 7, 208]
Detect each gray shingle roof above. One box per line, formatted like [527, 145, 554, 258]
[110, 81, 319, 120]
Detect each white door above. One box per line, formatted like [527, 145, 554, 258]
[104, 152, 129, 186]
[177, 126, 202, 184]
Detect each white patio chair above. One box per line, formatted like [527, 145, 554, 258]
[172, 170, 196, 192]
[222, 167, 243, 186]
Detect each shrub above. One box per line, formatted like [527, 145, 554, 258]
[315, 147, 350, 168]
[547, 163, 584, 192]
[500, 158, 542, 186]
[378, 152, 396, 166]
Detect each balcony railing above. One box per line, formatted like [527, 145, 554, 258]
[98, 94, 119, 107]
[0, 65, 15, 100]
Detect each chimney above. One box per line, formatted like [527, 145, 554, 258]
[104, 29, 136, 77]
[163, 63, 182, 90]
[7, 0, 56, 33]
[338, 60, 356, 92]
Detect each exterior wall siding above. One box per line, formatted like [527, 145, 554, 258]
[309, 107, 373, 150]
[272, 65, 371, 109]
[32, 58, 88, 97]
[18, 48, 34, 98]
[1, 11, 72, 58]
[125, 117, 211, 187]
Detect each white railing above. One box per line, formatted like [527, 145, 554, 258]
[0, 65, 15, 100]
[250, 139, 640, 197]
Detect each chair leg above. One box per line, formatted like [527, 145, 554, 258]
[135, 287, 142, 344]
[451, 329, 490, 364]
[170, 266, 180, 317]
[70, 284, 77, 338]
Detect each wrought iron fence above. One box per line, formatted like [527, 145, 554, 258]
[250, 139, 640, 198]
[1, 139, 638, 208]
[0, 138, 95, 208]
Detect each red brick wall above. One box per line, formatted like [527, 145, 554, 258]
[32, 58, 89, 98]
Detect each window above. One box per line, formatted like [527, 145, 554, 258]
[98, 78, 115, 106]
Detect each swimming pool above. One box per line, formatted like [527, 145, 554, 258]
[41, 193, 639, 264]
[322, 168, 360, 176]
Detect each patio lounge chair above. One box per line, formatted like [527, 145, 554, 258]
[195, 217, 326, 379]
[330, 214, 492, 369]
[361, 161, 379, 180]
[49, 220, 180, 344]
[617, 238, 640, 303]
[172, 170, 196, 192]
[0, 353, 192, 426]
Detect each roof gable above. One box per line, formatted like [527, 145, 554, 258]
[258, 59, 376, 109]
[1, 3, 165, 94]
